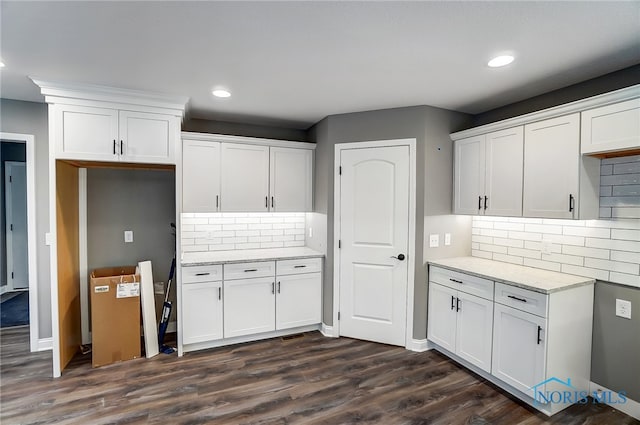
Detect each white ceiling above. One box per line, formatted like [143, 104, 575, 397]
[1, 1, 639, 129]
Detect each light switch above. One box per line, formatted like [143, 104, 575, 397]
[445, 233, 451, 246]
[124, 230, 134, 243]
[429, 234, 439, 248]
[616, 299, 631, 319]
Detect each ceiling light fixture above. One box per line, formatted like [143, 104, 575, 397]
[488, 55, 514, 68]
[212, 89, 231, 98]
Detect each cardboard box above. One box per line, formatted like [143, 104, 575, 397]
[90, 266, 141, 367]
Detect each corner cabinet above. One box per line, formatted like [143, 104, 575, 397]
[51, 103, 181, 164]
[180, 133, 315, 213]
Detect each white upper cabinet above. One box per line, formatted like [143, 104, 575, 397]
[180, 133, 315, 213]
[454, 127, 523, 216]
[40, 80, 186, 164]
[270, 147, 313, 212]
[454, 135, 485, 215]
[581, 98, 640, 155]
[182, 140, 221, 212]
[484, 127, 524, 216]
[221, 143, 270, 212]
[54, 104, 119, 162]
[523, 114, 584, 219]
[118, 111, 178, 164]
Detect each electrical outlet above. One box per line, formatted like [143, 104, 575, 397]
[445, 233, 451, 246]
[309, 227, 313, 238]
[124, 230, 134, 243]
[616, 299, 632, 319]
[429, 234, 439, 248]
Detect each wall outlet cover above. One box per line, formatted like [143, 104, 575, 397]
[615, 299, 632, 319]
[429, 234, 439, 248]
[445, 233, 452, 246]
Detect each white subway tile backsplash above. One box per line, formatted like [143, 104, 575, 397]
[600, 164, 613, 176]
[561, 264, 610, 281]
[181, 212, 307, 252]
[472, 214, 640, 289]
[480, 229, 509, 238]
[612, 207, 640, 219]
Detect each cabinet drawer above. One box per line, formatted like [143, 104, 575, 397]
[429, 266, 494, 300]
[494, 282, 548, 318]
[277, 258, 322, 276]
[224, 261, 275, 280]
[182, 264, 223, 283]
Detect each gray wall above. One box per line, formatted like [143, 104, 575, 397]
[0, 99, 52, 338]
[310, 105, 473, 339]
[473, 64, 640, 127]
[1, 142, 27, 287]
[591, 281, 640, 401]
[183, 118, 309, 142]
[87, 168, 176, 309]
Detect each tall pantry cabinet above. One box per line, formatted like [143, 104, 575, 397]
[34, 79, 187, 378]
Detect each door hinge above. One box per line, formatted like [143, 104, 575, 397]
[9, 175, 12, 183]
[11, 272, 14, 279]
[10, 224, 13, 231]
[339, 166, 342, 175]
[338, 312, 340, 320]
[338, 240, 341, 249]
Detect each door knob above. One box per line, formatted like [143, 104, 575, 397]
[391, 254, 405, 261]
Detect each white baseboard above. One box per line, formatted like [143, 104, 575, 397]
[406, 338, 432, 352]
[320, 323, 337, 337]
[590, 381, 640, 420]
[37, 337, 52, 352]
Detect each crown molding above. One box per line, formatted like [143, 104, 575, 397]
[181, 131, 316, 149]
[451, 84, 640, 141]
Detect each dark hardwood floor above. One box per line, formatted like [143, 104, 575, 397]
[1, 326, 637, 425]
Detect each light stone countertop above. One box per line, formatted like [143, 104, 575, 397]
[181, 247, 324, 266]
[427, 256, 595, 294]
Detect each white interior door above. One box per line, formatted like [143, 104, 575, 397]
[5, 162, 28, 290]
[338, 145, 409, 346]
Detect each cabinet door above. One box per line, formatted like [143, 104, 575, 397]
[454, 135, 485, 214]
[484, 127, 524, 217]
[220, 143, 270, 212]
[455, 291, 493, 373]
[523, 114, 580, 219]
[55, 104, 119, 161]
[182, 281, 223, 344]
[427, 282, 457, 352]
[119, 111, 177, 164]
[223, 276, 275, 338]
[492, 303, 547, 397]
[182, 140, 221, 212]
[269, 147, 313, 212]
[581, 98, 640, 155]
[276, 272, 321, 330]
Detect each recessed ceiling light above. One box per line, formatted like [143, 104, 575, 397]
[212, 89, 231, 98]
[488, 55, 514, 68]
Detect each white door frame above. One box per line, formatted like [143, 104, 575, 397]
[333, 138, 417, 349]
[0, 132, 39, 352]
[5, 161, 28, 291]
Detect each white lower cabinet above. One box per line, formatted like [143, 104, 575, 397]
[224, 276, 276, 338]
[182, 281, 223, 344]
[427, 280, 493, 373]
[427, 264, 594, 416]
[492, 302, 547, 396]
[276, 272, 322, 330]
[181, 257, 322, 351]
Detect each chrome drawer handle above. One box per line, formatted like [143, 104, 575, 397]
[508, 295, 527, 303]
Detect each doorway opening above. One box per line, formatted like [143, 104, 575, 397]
[0, 134, 38, 351]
